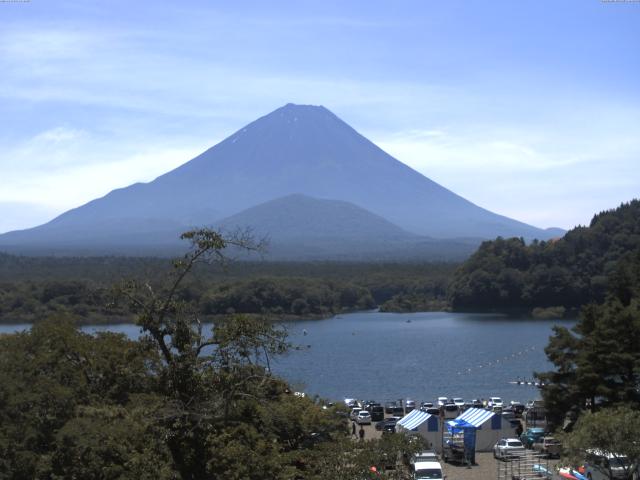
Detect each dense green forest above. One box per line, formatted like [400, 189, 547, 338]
[538, 247, 640, 427]
[448, 200, 640, 314]
[0, 255, 455, 324]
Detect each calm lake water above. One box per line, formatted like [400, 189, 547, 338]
[0, 311, 574, 405]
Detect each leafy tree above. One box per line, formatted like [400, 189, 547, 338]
[537, 249, 640, 428]
[0, 317, 162, 479]
[561, 406, 640, 480]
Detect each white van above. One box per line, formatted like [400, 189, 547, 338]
[583, 450, 633, 480]
[413, 460, 445, 480]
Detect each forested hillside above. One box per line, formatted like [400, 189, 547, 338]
[0, 256, 455, 323]
[538, 247, 640, 427]
[448, 200, 640, 312]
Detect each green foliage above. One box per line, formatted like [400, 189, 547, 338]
[449, 200, 640, 311]
[0, 254, 458, 324]
[1, 227, 424, 479]
[537, 249, 640, 429]
[203, 277, 375, 316]
[561, 406, 640, 480]
[0, 317, 163, 479]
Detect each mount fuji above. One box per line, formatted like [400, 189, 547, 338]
[0, 103, 562, 258]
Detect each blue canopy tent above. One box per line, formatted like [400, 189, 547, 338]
[447, 408, 517, 452]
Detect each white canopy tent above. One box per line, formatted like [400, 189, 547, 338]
[396, 409, 443, 451]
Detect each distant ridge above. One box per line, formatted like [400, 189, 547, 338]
[0, 103, 563, 258]
[217, 194, 414, 240]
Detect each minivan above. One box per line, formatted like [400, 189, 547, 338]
[583, 450, 633, 480]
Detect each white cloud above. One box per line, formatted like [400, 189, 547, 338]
[374, 120, 640, 229]
[0, 130, 208, 229]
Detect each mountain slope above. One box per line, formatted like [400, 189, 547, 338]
[217, 194, 414, 240]
[0, 103, 561, 256]
[215, 194, 477, 260]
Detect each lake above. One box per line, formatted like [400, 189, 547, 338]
[0, 310, 574, 405]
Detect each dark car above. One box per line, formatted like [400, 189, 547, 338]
[405, 399, 416, 414]
[384, 401, 397, 414]
[382, 423, 396, 434]
[363, 400, 378, 411]
[520, 427, 546, 448]
[370, 405, 385, 422]
[424, 407, 440, 415]
[376, 418, 398, 431]
[511, 402, 525, 417]
[391, 406, 405, 417]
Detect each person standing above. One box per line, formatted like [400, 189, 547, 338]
[359, 426, 365, 441]
[352, 421, 357, 437]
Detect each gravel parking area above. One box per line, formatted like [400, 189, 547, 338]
[350, 418, 560, 480]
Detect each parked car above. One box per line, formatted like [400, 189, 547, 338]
[385, 401, 397, 414]
[488, 397, 503, 409]
[493, 438, 525, 460]
[364, 401, 381, 413]
[421, 401, 434, 409]
[413, 459, 445, 480]
[356, 410, 372, 425]
[452, 397, 464, 407]
[392, 406, 405, 417]
[425, 407, 440, 415]
[583, 450, 634, 480]
[443, 403, 459, 419]
[370, 405, 385, 422]
[349, 407, 362, 421]
[520, 427, 546, 448]
[382, 422, 396, 434]
[532, 436, 561, 458]
[471, 399, 484, 408]
[405, 399, 416, 413]
[376, 418, 398, 431]
[510, 402, 525, 417]
[344, 398, 357, 408]
[437, 396, 448, 406]
[363, 400, 378, 411]
[501, 409, 515, 421]
[410, 450, 438, 465]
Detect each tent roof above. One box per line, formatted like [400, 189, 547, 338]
[447, 408, 495, 430]
[397, 409, 433, 430]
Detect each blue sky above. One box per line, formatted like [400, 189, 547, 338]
[1, 0, 638, 233]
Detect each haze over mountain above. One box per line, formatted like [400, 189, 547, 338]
[0, 103, 562, 258]
[215, 194, 478, 260]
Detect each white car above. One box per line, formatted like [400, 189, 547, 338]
[437, 396, 448, 406]
[411, 450, 438, 465]
[493, 438, 525, 460]
[413, 460, 444, 480]
[488, 396, 503, 408]
[356, 410, 372, 425]
[453, 397, 464, 407]
[349, 407, 362, 420]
